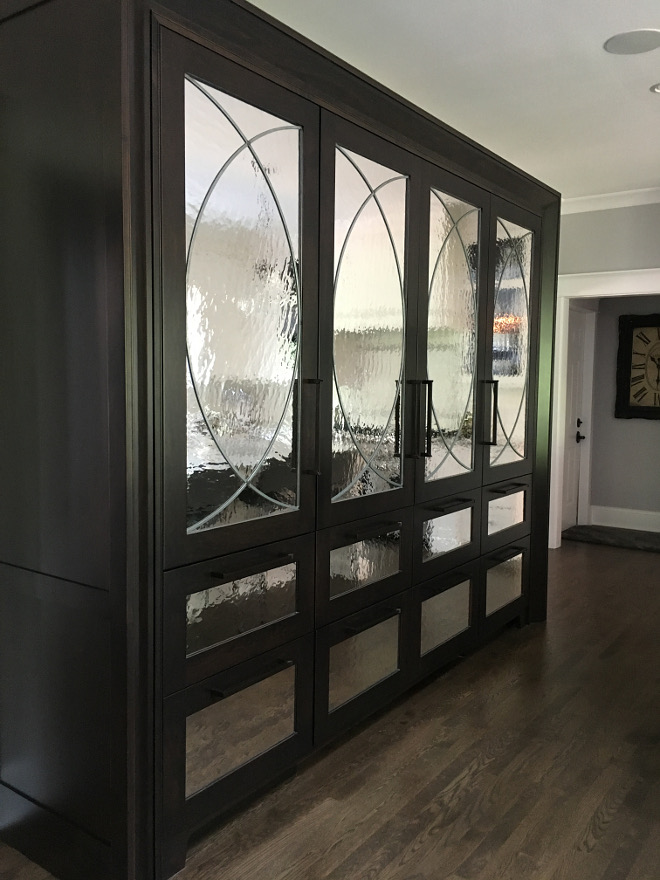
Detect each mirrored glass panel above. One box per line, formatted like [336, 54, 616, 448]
[328, 615, 399, 711]
[422, 508, 472, 563]
[185, 76, 302, 533]
[329, 527, 401, 599]
[421, 580, 471, 655]
[185, 665, 295, 797]
[491, 219, 533, 467]
[486, 553, 523, 616]
[426, 190, 480, 482]
[487, 491, 525, 536]
[332, 147, 407, 502]
[186, 561, 297, 656]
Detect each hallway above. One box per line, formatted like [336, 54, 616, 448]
[2, 541, 659, 879]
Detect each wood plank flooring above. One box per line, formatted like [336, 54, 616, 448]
[2, 541, 659, 880]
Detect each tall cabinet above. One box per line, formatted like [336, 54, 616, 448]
[0, 2, 559, 880]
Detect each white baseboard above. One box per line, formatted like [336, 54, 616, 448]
[589, 506, 660, 533]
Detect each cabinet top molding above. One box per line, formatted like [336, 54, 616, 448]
[151, 0, 560, 214]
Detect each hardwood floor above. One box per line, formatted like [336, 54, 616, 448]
[2, 542, 659, 879]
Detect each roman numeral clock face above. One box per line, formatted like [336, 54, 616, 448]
[629, 327, 660, 408]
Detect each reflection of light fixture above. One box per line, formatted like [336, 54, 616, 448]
[651, 83, 660, 93]
[493, 314, 522, 334]
[603, 29, 660, 54]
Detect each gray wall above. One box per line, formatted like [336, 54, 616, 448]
[590, 295, 660, 512]
[559, 203, 660, 275]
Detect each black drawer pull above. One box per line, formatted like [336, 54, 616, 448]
[208, 552, 295, 582]
[491, 547, 523, 564]
[429, 497, 474, 515]
[208, 658, 295, 701]
[489, 482, 527, 496]
[347, 521, 402, 542]
[343, 606, 401, 637]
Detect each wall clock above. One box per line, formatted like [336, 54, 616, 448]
[615, 313, 660, 419]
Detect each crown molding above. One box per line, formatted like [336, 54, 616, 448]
[561, 187, 660, 216]
[557, 267, 660, 298]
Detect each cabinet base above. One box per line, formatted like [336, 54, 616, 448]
[0, 782, 111, 880]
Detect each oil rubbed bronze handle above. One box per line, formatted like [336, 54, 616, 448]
[489, 482, 527, 496]
[208, 659, 294, 701]
[483, 379, 499, 446]
[430, 497, 474, 515]
[302, 378, 322, 476]
[347, 521, 402, 542]
[343, 606, 401, 637]
[491, 547, 523, 564]
[422, 379, 433, 458]
[207, 552, 294, 582]
[394, 381, 401, 457]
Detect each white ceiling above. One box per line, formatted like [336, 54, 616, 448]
[249, 0, 660, 201]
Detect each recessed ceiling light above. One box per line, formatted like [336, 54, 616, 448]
[603, 29, 660, 54]
[651, 83, 660, 93]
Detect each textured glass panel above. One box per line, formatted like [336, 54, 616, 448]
[186, 562, 297, 656]
[422, 508, 472, 563]
[426, 190, 480, 482]
[486, 554, 523, 616]
[328, 615, 399, 711]
[491, 219, 533, 467]
[487, 491, 525, 536]
[329, 528, 401, 599]
[332, 147, 407, 502]
[185, 665, 295, 797]
[421, 580, 471, 655]
[185, 76, 302, 533]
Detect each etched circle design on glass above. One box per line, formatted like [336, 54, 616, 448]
[185, 77, 302, 533]
[491, 219, 533, 467]
[426, 190, 480, 482]
[332, 147, 407, 502]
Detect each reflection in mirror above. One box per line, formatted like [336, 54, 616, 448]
[328, 615, 399, 711]
[184, 76, 303, 533]
[486, 553, 523, 615]
[487, 490, 525, 535]
[185, 665, 295, 797]
[420, 580, 471, 655]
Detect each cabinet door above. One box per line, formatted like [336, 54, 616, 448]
[158, 30, 320, 567]
[318, 114, 421, 526]
[480, 201, 541, 484]
[415, 169, 490, 500]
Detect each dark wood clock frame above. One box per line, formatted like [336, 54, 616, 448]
[615, 313, 660, 419]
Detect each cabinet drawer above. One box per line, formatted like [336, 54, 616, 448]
[163, 534, 314, 693]
[163, 635, 313, 847]
[481, 478, 531, 551]
[412, 561, 479, 680]
[414, 491, 481, 582]
[314, 593, 411, 744]
[480, 538, 530, 638]
[315, 509, 413, 625]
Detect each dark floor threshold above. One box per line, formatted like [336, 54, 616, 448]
[562, 524, 660, 553]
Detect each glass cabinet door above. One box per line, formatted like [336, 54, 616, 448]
[481, 202, 541, 483]
[318, 116, 418, 526]
[417, 175, 488, 499]
[159, 35, 319, 565]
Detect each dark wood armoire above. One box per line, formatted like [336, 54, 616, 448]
[0, 1, 559, 878]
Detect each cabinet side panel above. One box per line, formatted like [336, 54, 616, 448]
[0, 565, 112, 842]
[0, 0, 125, 590]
